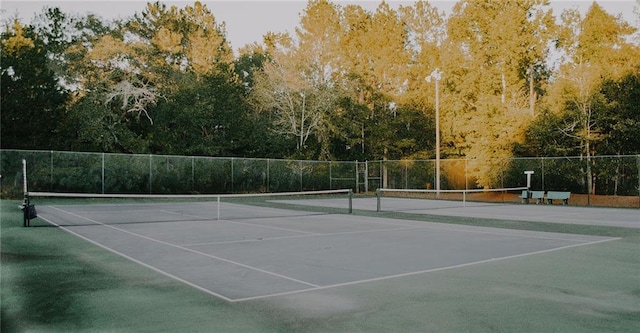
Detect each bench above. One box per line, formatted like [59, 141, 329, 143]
[520, 190, 545, 204]
[531, 191, 545, 204]
[546, 191, 570, 205]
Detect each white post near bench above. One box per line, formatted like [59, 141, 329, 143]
[524, 171, 534, 191]
[521, 171, 535, 204]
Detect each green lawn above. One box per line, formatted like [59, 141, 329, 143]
[2, 199, 639, 332]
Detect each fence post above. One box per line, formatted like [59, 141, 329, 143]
[587, 156, 591, 207]
[637, 155, 640, 208]
[191, 156, 195, 193]
[102, 153, 105, 194]
[541, 157, 545, 192]
[355, 160, 360, 193]
[149, 154, 152, 194]
[404, 162, 408, 189]
[380, 160, 384, 189]
[50, 150, 54, 192]
[329, 161, 332, 190]
[364, 161, 369, 192]
[465, 158, 468, 190]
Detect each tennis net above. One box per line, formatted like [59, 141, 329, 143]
[375, 187, 528, 212]
[26, 189, 353, 227]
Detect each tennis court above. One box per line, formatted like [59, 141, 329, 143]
[5, 190, 640, 332]
[34, 196, 618, 302]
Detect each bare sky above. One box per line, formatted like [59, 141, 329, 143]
[2, 1, 638, 52]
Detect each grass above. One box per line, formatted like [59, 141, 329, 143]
[2, 198, 639, 332]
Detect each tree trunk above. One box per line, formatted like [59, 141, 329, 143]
[529, 67, 535, 116]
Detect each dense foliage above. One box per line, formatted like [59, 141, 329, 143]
[2, 0, 639, 189]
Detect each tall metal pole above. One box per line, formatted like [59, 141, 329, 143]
[435, 74, 440, 196]
[426, 69, 442, 196]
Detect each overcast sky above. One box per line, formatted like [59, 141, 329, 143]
[2, 1, 638, 53]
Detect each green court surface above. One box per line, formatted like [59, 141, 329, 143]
[2, 198, 639, 332]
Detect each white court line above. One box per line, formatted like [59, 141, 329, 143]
[437, 205, 589, 220]
[230, 236, 619, 303]
[409, 208, 638, 228]
[176, 211, 605, 246]
[180, 225, 426, 247]
[194, 207, 588, 243]
[332, 214, 602, 244]
[47, 206, 320, 289]
[217, 218, 323, 235]
[161, 209, 324, 236]
[399, 221, 601, 243]
[157, 209, 211, 220]
[37, 214, 236, 302]
[220, 200, 610, 243]
[166, 203, 338, 235]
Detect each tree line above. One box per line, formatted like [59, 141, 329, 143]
[2, 0, 639, 189]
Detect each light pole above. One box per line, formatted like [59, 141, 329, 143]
[426, 68, 442, 196]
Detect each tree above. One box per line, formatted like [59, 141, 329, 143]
[105, 80, 161, 124]
[1, 20, 68, 149]
[294, 0, 343, 159]
[62, 22, 156, 152]
[129, 1, 233, 78]
[443, 0, 555, 187]
[398, 0, 446, 102]
[249, 1, 342, 160]
[235, 44, 269, 93]
[548, 3, 636, 194]
[337, 2, 413, 160]
[56, 1, 240, 153]
[250, 35, 338, 158]
[600, 70, 640, 155]
[598, 71, 640, 195]
[516, 110, 574, 157]
[63, 91, 151, 153]
[149, 71, 250, 156]
[395, 0, 445, 162]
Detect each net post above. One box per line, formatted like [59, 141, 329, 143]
[217, 196, 221, 220]
[22, 159, 28, 194]
[348, 189, 353, 214]
[22, 194, 31, 227]
[22, 159, 30, 227]
[376, 188, 381, 212]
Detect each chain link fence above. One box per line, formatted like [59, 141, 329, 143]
[0, 150, 357, 196]
[372, 156, 640, 208]
[2, 150, 638, 206]
[375, 156, 640, 195]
